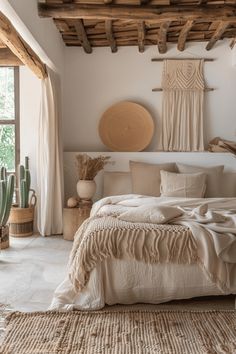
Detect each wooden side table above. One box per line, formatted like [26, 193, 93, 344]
[63, 203, 92, 241]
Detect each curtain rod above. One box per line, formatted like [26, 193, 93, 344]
[152, 58, 214, 62]
[152, 88, 215, 92]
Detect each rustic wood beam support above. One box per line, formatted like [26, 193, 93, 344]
[157, 21, 170, 54]
[38, 3, 236, 22]
[197, 0, 208, 4]
[74, 19, 92, 53]
[206, 21, 230, 50]
[0, 48, 23, 66]
[0, 39, 6, 48]
[0, 12, 47, 79]
[105, 20, 117, 52]
[137, 21, 145, 53]
[230, 37, 236, 49]
[177, 20, 194, 51]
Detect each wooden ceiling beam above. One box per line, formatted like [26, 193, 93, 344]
[206, 21, 230, 50]
[38, 3, 236, 22]
[137, 21, 145, 52]
[74, 19, 92, 53]
[0, 12, 47, 79]
[230, 37, 236, 49]
[105, 20, 117, 52]
[0, 48, 24, 66]
[177, 20, 194, 51]
[157, 21, 170, 53]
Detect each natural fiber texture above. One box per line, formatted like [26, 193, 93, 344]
[1, 310, 236, 354]
[69, 215, 196, 291]
[159, 59, 205, 152]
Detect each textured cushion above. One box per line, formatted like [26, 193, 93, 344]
[177, 163, 224, 197]
[118, 205, 183, 224]
[130, 161, 177, 197]
[160, 170, 207, 198]
[103, 171, 132, 197]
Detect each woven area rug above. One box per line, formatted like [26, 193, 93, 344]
[1, 310, 236, 354]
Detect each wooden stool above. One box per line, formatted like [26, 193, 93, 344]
[63, 201, 92, 241]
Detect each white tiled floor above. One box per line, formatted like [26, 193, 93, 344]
[0, 235, 72, 312]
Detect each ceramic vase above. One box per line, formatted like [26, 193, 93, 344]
[77, 180, 96, 200]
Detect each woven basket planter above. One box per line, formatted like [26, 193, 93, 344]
[0, 225, 9, 249]
[9, 207, 35, 238]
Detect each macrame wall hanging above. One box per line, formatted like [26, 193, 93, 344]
[155, 59, 209, 152]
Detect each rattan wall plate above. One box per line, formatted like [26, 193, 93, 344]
[99, 101, 154, 152]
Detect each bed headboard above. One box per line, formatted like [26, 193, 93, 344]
[63, 152, 236, 203]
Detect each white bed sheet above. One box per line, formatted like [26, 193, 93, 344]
[50, 259, 225, 311]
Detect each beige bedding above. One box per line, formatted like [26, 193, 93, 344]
[69, 195, 236, 294]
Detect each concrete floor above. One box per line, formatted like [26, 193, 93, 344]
[0, 235, 72, 312]
[0, 235, 235, 312]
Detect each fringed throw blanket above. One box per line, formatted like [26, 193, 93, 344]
[69, 195, 236, 294]
[159, 59, 205, 152]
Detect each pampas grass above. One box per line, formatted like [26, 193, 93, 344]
[76, 154, 110, 180]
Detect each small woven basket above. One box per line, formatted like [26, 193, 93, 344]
[9, 192, 37, 238]
[9, 206, 35, 237]
[0, 225, 9, 249]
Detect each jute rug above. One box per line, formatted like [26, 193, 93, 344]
[1, 310, 236, 354]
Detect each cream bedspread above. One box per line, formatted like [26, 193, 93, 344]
[69, 195, 236, 294]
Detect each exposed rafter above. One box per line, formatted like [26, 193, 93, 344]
[206, 21, 230, 50]
[137, 21, 145, 52]
[230, 37, 236, 49]
[74, 19, 92, 53]
[157, 21, 171, 54]
[177, 20, 194, 51]
[38, 2, 236, 53]
[0, 12, 47, 79]
[38, 3, 236, 22]
[105, 20, 117, 52]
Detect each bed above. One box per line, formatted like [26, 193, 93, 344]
[50, 154, 236, 311]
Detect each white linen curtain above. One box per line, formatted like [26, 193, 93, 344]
[159, 59, 205, 152]
[36, 67, 63, 236]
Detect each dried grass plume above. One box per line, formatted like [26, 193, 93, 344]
[76, 154, 110, 180]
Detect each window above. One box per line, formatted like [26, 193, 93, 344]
[0, 67, 19, 172]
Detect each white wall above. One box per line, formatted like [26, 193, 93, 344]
[64, 41, 236, 152]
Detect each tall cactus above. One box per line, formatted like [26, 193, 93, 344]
[0, 169, 15, 227]
[18, 156, 31, 208]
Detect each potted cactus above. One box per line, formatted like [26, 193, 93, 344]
[0, 167, 15, 249]
[9, 157, 37, 237]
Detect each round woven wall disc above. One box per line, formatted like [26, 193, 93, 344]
[99, 101, 154, 152]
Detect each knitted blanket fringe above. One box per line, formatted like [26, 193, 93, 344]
[69, 216, 197, 291]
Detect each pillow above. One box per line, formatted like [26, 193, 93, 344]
[103, 171, 132, 197]
[177, 164, 224, 197]
[221, 172, 236, 197]
[130, 161, 177, 197]
[118, 205, 183, 224]
[160, 170, 207, 198]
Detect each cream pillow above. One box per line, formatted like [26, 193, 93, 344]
[160, 170, 207, 198]
[177, 164, 224, 197]
[118, 205, 183, 224]
[103, 171, 132, 197]
[130, 161, 177, 197]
